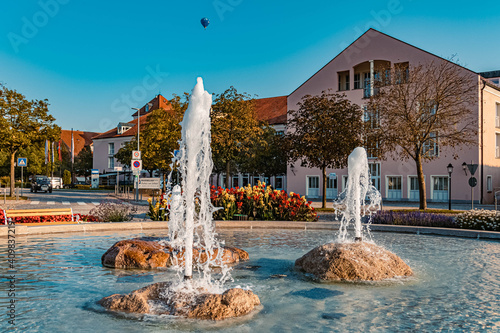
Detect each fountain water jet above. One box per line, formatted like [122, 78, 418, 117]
[99, 78, 260, 319]
[295, 147, 413, 281]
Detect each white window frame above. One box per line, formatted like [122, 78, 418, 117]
[368, 162, 381, 191]
[407, 175, 426, 201]
[385, 175, 403, 200]
[496, 133, 500, 158]
[423, 132, 439, 157]
[495, 103, 500, 128]
[342, 175, 349, 192]
[430, 175, 449, 201]
[108, 157, 114, 169]
[306, 175, 320, 198]
[108, 142, 115, 155]
[487, 175, 493, 192]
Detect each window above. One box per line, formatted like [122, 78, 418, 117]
[496, 134, 500, 158]
[354, 73, 361, 89]
[423, 132, 439, 157]
[338, 71, 350, 91]
[108, 157, 114, 169]
[496, 103, 500, 128]
[492, 78, 500, 86]
[408, 176, 420, 201]
[386, 176, 402, 200]
[108, 143, 114, 155]
[326, 177, 338, 199]
[487, 175, 493, 192]
[364, 105, 380, 129]
[306, 176, 320, 198]
[363, 72, 371, 98]
[369, 163, 380, 190]
[242, 174, 249, 187]
[275, 177, 283, 190]
[432, 176, 449, 201]
[233, 176, 239, 188]
[395, 62, 409, 84]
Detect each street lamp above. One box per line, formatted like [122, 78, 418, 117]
[447, 163, 453, 210]
[131, 103, 152, 201]
[462, 162, 468, 175]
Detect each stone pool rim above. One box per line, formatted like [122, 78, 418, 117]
[0, 221, 499, 240]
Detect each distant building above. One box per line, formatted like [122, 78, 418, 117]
[480, 70, 500, 87]
[286, 29, 500, 204]
[215, 96, 288, 190]
[60, 130, 100, 156]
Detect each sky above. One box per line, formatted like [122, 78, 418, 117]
[0, 0, 499, 133]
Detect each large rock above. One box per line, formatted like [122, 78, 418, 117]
[295, 242, 413, 281]
[99, 282, 260, 320]
[102, 239, 249, 269]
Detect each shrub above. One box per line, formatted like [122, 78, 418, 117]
[63, 170, 71, 185]
[372, 210, 457, 228]
[455, 209, 500, 231]
[89, 201, 137, 222]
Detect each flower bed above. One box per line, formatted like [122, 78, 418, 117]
[455, 209, 500, 231]
[147, 182, 318, 222]
[372, 210, 457, 228]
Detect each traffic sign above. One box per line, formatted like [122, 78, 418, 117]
[132, 150, 141, 160]
[467, 164, 478, 176]
[17, 157, 27, 167]
[132, 160, 142, 171]
[114, 166, 123, 171]
[91, 169, 99, 174]
[468, 177, 477, 188]
[138, 178, 161, 189]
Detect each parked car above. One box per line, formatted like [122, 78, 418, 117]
[30, 175, 53, 193]
[49, 177, 63, 189]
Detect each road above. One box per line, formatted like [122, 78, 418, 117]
[0, 189, 132, 214]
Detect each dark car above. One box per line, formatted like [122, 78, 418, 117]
[30, 175, 53, 193]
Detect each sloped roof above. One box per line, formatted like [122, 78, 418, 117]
[60, 130, 100, 155]
[92, 113, 151, 140]
[480, 70, 500, 79]
[254, 96, 287, 125]
[131, 94, 172, 117]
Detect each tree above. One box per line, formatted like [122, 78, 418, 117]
[368, 60, 477, 210]
[74, 145, 93, 178]
[63, 169, 71, 185]
[141, 95, 187, 191]
[114, 138, 136, 169]
[286, 91, 364, 208]
[211, 87, 264, 188]
[240, 124, 287, 182]
[0, 85, 59, 196]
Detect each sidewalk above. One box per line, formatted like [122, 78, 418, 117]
[310, 200, 497, 211]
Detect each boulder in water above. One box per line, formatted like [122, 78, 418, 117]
[295, 242, 413, 281]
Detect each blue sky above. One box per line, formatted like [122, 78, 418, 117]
[1, 0, 499, 132]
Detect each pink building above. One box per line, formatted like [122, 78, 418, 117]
[287, 29, 500, 204]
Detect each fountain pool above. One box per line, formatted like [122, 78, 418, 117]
[1, 229, 499, 332]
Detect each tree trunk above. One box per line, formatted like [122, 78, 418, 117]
[225, 161, 231, 189]
[162, 172, 167, 193]
[415, 155, 427, 210]
[322, 166, 327, 209]
[10, 151, 16, 197]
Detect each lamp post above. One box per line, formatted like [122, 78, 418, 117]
[447, 163, 453, 210]
[131, 103, 152, 202]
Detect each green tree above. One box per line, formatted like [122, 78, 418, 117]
[240, 124, 287, 182]
[368, 60, 477, 209]
[141, 95, 187, 190]
[63, 169, 71, 185]
[74, 145, 93, 177]
[211, 87, 264, 188]
[114, 138, 135, 169]
[286, 91, 363, 208]
[0, 85, 59, 196]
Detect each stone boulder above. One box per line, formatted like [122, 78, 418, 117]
[99, 282, 261, 320]
[295, 242, 413, 281]
[102, 239, 249, 269]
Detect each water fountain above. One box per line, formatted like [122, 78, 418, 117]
[295, 147, 413, 281]
[99, 78, 260, 320]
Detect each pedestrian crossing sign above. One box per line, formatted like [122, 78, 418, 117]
[17, 157, 27, 167]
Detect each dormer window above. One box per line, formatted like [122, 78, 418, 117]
[117, 122, 132, 134]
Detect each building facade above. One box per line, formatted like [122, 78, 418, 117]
[286, 29, 500, 204]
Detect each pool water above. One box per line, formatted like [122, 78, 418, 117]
[1, 229, 499, 332]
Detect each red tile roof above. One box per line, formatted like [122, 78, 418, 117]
[131, 94, 172, 117]
[92, 113, 151, 140]
[60, 130, 101, 155]
[254, 96, 287, 125]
